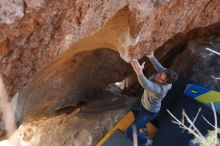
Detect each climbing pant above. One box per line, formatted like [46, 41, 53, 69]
[126, 103, 159, 146]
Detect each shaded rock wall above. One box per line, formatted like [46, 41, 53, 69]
[171, 36, 220, 91]
[16, 48, 132, 123]
[15, 7, 139, 123]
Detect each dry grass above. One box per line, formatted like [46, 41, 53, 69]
[167, 102, 220, 146]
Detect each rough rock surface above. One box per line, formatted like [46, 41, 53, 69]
[0, 0, 220, 146]
[0, 0, 220, 97]
[171, 36, 220, 91]
[0, 0, 24, 24]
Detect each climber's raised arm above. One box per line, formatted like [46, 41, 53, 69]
[130, 59, 162, 95]
[146, 52, 166, 72]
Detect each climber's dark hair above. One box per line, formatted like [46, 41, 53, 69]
[164, 69, 179, 84]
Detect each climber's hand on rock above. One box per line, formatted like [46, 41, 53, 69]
[131, 59, 145, 75]
[145, 51, 154, 58]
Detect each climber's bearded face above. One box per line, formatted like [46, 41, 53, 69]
[155, 72, 167, 84]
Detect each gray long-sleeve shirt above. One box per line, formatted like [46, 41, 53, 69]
[138, 55, 172, 113]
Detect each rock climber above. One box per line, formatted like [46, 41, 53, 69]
[126, 51, 179, 146]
